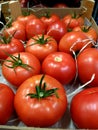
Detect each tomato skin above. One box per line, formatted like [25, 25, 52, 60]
[25, 34, 58, 62]
[40, 13, 60, 29]
[47, 20, 67, 43]
[14, 74, 67, 127]
[26, 18, 46, 40]
[73, 26, 98, 42]
[42, 52, 76, 85]
[0, 83, 15, 125]
[53, 3, 68, 8]
[59, 31, 92, 54]
[2, 52, 41, 87]
[16, 14, 37, 27]
[3, 21, 27, 41]
[77, 48, 98, 87]
[70, 87, 98, 129]
[0, 37, 25, 60]
[62, 14, 84, 29]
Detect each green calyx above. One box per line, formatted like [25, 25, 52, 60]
[4, 53, 32, 71]
[26, 75, 59, 99]
[0, 35, 12, 44]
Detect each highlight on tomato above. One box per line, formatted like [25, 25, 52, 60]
[70, 87, 98, 129]
[0, 83, 15, 125]
[14, 74, 67, 127]
[42, 52, 76, 85]
[2, 52, 41, 87]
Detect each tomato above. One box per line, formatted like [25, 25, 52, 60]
[70, 87, 98, 129]
[62, 13, 84, 29]
[73, 25, 98, 42]
[40, 13, 60, 29]
[25, 34, 58, 62]
[16, 14, 37, 27]
[77, 48, 98, 87]
[53, 3, 68, 8]
[2, 52, 41, 87]
[47, 20, 67, 43]
[26, 18, 46, 40]
[42, 52, 76, 85]
[59, 31, 93, 54]
[14, 74, 67, 127]
[3, 21, 27, 41]
[0, 36, 25, 60]
[0, 83, 15, 125]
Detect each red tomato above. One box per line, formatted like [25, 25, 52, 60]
[77, 48, 98, 87]
[40, 13, 60, 29]
[26, 18, 46, 40]
[14, 74, 67, 127]
[25, 34, 58, 62]
[3, 21, 27, 41]
[53, 3, 68, 8]
[0, 83, 15, 125]
[59, 31, 92, 54]
[47, 20, 67, 43]
[0, 36, 25, 60]
[42, 52, 76, 85]
[2, 52, 41, 87]
[16, 14, 37, 27]
[62, 13, 84, 29]
[73, 25, 98, 42]
[70, 87, 98, 129]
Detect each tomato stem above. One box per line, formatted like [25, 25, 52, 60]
[26, 75, 59, 99]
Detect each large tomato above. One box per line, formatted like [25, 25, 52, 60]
[62, 13, 84, 29]
[77, 48, 98, 87]
[0, 83, 15, 125]
[42, 52, 76, 85]
[70, 87, 98, 129]
[26, 18, 46, 40]
[25, 34, 58, 62]
[0, 36, 25, 60]
[40, 13, 60, 29]
[59, 31, 93, 54]
[47, 20, 67, 43]
[14, 74, 67, 127]
[2, 52, 41, 87]
[3, 20, 27, 41]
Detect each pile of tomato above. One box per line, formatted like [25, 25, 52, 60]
[0, 10, 98, 129]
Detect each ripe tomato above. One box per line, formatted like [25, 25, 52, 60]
[40, 13, 60, 29]
[47, 20, 67, 43]
[0, 83, 15, 125]
[14, 74, 67, 127]
[77, 48, 98, 87]
[59, 31, 92, 54]
[42, 52, 76, 85]
[62, 13, 84, 29]
[26, 18, 46, 40]
[2, 52, 41, 87]
[16, 14, 37, 27]
[3, 21, 27, 41]
[70, 87, 98, 129]
[25, 34, 58, 62]
[53, 3, 68, 8]
[73, 25, 98, 42]
[0, 36, 25, 60]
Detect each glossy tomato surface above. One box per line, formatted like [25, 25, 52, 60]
[70, 87, 98, 129]
[77, 48, 98, 87]
[0, 83, 15, 125]
[42, 52, 76, 85]
[2, 52, 41, 87]
[14, 74, 67, 127]
[0, 37, 25, 60]
[25, 34, 58, 61]
[59, 31, 92, 54]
